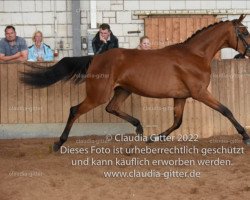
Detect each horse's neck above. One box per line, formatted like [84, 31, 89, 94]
[185, 22, 231, 62]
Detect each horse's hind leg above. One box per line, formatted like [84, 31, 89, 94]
[53, 97, 103, 152]
[194, 90, 250, 145]
[105, 87, 143, 135]
[147, 98, 186, 142]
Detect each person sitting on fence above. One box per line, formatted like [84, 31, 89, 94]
[92, 23, 119, 55]
[28, 31, 54, 62]
[0, 25, 28, 62]
[137, 36, 151, 50]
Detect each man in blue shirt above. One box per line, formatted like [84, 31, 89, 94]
[0, 25, 28, 62]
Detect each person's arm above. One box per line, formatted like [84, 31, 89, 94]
[18, 50, 28, 61]
[13, 37, 28, 61]
[95, 43, 106, 54]
[44, 46, 54, 61]
[28, 47, 35, 61]
[92, 34, 107, 55]
[0, 52, 21, 62]
[11, 50, 28, 62]
[114, 38, 119, 48]
[93, 40, 106, 55]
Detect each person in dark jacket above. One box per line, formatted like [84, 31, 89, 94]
[92, 23, 118, 55]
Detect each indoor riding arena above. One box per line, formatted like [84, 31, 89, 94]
[1, 1, 250, 200]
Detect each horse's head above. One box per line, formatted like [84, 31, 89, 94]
[231, 14, 250, 57]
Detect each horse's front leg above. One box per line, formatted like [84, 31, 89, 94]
[193, 90, 250, 145]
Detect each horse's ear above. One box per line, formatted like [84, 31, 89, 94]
[238, 14, 247, 23]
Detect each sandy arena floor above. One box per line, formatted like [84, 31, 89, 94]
[0, 134, 250, 200]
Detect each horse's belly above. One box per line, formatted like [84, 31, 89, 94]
[118, 81, 190, 99]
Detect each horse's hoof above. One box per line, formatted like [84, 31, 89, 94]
[146, 137, 154, 143]
[53, 142, 61, 152]
[243, 138, 250, 146]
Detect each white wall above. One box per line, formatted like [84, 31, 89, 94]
[1, 0, 250, 58]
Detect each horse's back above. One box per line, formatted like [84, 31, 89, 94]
[88, 46, 204, 99]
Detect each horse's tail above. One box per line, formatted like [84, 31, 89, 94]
[21, 56, 93, 88]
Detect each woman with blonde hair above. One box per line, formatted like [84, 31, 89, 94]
[28, 31, 54, 61]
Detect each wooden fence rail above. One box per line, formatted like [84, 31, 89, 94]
[0, 60, 249, 138]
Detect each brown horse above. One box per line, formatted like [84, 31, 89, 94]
[21, 15, 250, 151]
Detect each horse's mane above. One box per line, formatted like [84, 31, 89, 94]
[183, 20, 231, 43]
